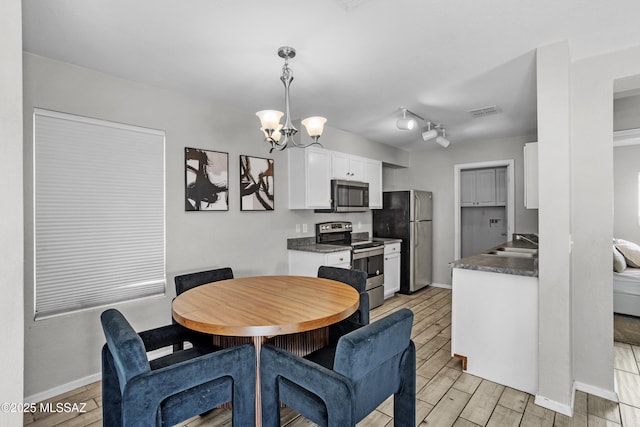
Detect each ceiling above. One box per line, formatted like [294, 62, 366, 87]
[21, 0, 640, 151]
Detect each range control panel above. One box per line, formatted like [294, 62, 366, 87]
[316, 221, 353, 234]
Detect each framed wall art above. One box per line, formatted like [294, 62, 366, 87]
[240, 155, 274, 211]
[185, 147, 229, 211]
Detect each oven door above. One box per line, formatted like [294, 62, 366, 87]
[351, 246, 384, 290]
[332, 180, 369, 212]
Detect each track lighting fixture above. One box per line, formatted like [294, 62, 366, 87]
[396, 108, 416, 130]
[396, 107, 450, 147]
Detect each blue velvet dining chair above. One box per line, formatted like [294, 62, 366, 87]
[100, 308, 255, 427]
[174, 266, 234, 296]
[172, 267, 234, 351]
[260, 308, 416, 427]
[305, 266, 369, 368]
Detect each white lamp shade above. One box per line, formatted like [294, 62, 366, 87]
[421, 128, 438, 142]
[301, 116, 327, 137]
[435, 135, 450, 148]
[396, 118, 416, 130]
[256, 110, 284, 130]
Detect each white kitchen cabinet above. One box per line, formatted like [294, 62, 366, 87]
[331, 152, 364, 181]
[288, 146, 332, 209]
[383, 243, 401, 298]
[524, 142, 539, 209]
[288, 249, 351, 277]
[460, 167, 507, 207]
[364, 158, 383, 209]
[451, 268, 538, 394]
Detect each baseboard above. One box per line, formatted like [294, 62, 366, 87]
[574, 381, 619, 403]
[534, 392, 574, 417]
[24, 372, 101, 404]
[24, 347, 173, 404]
[430, 282, 452, 290]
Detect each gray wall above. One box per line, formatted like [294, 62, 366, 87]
[1, 0, 24, 423]
[614, 94, 640, 130]
[384, 136, 539, 286]
[21, 53, 403, 398]
[614, 145, 640, 244]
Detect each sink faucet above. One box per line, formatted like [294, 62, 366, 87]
[515, 234, 538, 246]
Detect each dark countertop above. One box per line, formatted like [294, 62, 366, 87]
[288, 233, 399, 254]
[287, 236, 351, 253]
[450, 240, 539, 277]
[373, 237, 403, 245]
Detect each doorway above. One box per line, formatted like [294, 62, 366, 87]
[454, 160, 515, 259]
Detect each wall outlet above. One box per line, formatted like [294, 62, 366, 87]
[295, 224, 301, 233]
[302, 224, 308, 233]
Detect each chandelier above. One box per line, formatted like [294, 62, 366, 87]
[256, 46, 327, 153]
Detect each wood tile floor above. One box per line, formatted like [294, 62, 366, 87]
[24, 287, 640, 426]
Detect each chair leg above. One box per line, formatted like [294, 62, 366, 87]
[101, 346, 124, 427]
[394, 343, 416, 427]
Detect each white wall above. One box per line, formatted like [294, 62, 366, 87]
[384, 135, 538, 286]
[21, 53, 404, 398]
[535, 41, 574, 414]
[0, 0, 24, 423]
[570, 44, 640, 401]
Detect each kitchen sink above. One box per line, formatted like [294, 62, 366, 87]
[485, 247, 538, 258]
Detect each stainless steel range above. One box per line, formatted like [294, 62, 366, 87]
[315, 221, 385, 309]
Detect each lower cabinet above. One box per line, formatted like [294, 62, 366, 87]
[451, 268, 538, 394]
[288, 250, 351, 277]
[383, 243, 401, 298]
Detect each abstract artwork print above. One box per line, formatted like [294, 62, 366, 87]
[185, 147, 229, 211]
[240, 155, 274, 211]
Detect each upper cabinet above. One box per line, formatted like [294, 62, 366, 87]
[460, 167, 507, 207]
[288, 147, 383, 210]
[524, 142, 539, 209]
[364, 158, 382, 209]
[288, 146, 332, 209]
[331, 152, 364, 181]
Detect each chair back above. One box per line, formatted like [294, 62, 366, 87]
[318, 266, 369, 324]
[101, 309, 150, 392]
[174, 267, 234, 296]
[333, 308, 414, 419]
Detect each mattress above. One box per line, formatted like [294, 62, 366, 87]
[614, 267, 640, 296]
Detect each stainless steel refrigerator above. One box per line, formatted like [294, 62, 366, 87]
[373, 190, 433, 294]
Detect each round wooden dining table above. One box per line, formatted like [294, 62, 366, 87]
[171, 275, 360, 427]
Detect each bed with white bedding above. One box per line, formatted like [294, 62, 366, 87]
[614, 268, 640, 316]
[613, 239, 640, 317]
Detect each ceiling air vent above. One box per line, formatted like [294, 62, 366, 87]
[468, 105, 502, 118]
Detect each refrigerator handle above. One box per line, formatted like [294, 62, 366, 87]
[414, 222, 419, 248]
[414, 193, 420, 220]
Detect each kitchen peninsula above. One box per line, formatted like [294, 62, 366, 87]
[450, 236, 539, 394]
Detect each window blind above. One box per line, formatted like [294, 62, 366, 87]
[34, 109, 166, 319]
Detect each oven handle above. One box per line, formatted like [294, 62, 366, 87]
[352, 246, 385, 258]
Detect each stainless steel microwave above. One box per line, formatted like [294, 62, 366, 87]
[315, 180, 369, 213]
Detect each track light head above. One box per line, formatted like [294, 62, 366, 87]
[396, 109, 416, 130]
[435, 129, 450, 148]
[421, 122, 438, 142]
[397, 118, 416, 130]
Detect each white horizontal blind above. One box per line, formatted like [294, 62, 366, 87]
[34, 109, 166, 319]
